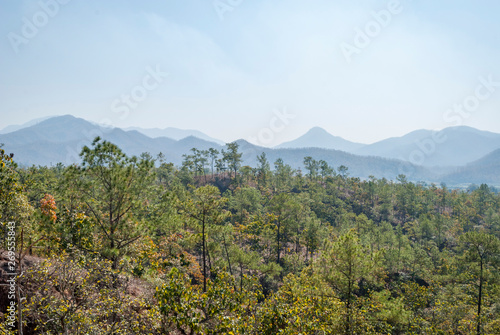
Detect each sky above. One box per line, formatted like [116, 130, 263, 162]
[1, 0, 500, 146]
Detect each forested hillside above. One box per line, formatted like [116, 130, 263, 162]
[1, 138, 500, 334]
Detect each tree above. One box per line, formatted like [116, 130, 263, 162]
[79, 137, 155, 269]
[319, 160, 334, 179]
[21, 251, 157, 334]
[256, 152, 271, 189]
[208, 148, 219, 178]
[460, 231, 500, 335]
[268, 193, 302, 266]
[474, 184, 493, 218]
[156, 267, 260, 334]
[319, 229, 384, 334]
[304, 217, 323, 261]
[178, 185, 230, 292]
[184, 148, 208, 180]
[231, 244, 261, 292]
[255, 271, 343, 334]
[51, 166, 96, 253]
[303, 156, 319, 180]
[222, 142, 242, 178]
[337, 165, 349, 190]
[156, 159, 177, 188]
[337, 165, 349, 179]
[0, 147, 34, 250]
[0, 148, 23, 221]
[273, 158, 294, 192]
[228, 186, 262, 224]
[213, 156, 223, 173]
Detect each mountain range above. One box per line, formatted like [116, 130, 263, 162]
[1, 115, 499, 186]
[273, 125, 500, 168]
[353, 127, 500, 167]
[124, 126, 224, 145]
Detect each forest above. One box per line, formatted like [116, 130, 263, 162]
[1, 137, 500, 334]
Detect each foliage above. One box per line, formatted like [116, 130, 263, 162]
[2, 139, 500, 334]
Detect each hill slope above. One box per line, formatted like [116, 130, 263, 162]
[441, 148, 500, 186]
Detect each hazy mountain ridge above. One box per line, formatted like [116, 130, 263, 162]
[441, 149, 500, 185]
[354, 126, 500, 167]
[125, 126, 224, 145]
[469, 148, 500, 167]
[0, 115, 219, 166]
[1, 115, 500, 185]
[1, 115, 429, 181]
[0, 115, 54, 134]
[275, 126, 500, 168]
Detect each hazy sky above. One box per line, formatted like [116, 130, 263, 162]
[1, 0, 500, 146]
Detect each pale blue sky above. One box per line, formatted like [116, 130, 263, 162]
[1, 0, 500, 145]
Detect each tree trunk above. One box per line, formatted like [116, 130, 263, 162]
[277, 220, 281, 265]
[222, 234, 233, 277]
[240, 263, 243, 292]
[346, 258, 353, 335]
[477, 259, 483, 335]
[207, 240, 212, 274]
[202, 217, 207, 292]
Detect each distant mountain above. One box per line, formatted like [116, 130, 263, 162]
[0, 115, 431, 181]
[275, 127, 365, 152]
[125, 126, 224, 145]
[0, 115, 54, 134]
[441, 148, 500, 186]
[355, 126, 500, 167]
[0, 115, 220, 166]
[469, 148, 500, 167]
[4, 115, 500, 185]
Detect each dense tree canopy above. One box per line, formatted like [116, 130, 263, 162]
[1, 138, 500, 334]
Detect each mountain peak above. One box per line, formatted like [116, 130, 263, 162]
[307, 126, 329, 134]
[302, 127, 335, 138]
[274, 127, 365, 152]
